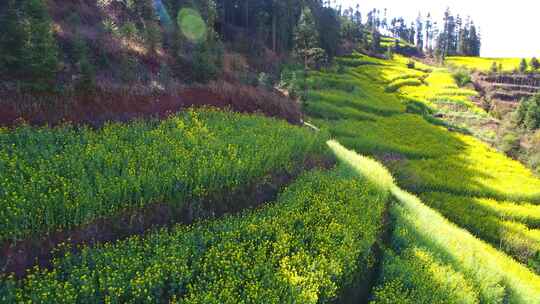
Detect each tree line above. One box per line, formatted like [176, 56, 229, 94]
[353, 7, 481, 58]
[0, 0, 484, 92]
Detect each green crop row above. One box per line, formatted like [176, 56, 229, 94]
[446, 56, 530, 72]
[0, 167, 388, 303]
[380, 189, 540, 304]
[324, 142, 540, 304]
[400, 134, 540, 202]
[305, 53, 540, 303]
[309, 85, 540, 202]
[421, 192, 540, 271]
[0, 108, 327, 242]
[385, 78, 423, 93]
[327, 114, 459, 159]
[370, 247, 481, 304]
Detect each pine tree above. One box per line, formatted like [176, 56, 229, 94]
[354, 5, 362, 25]
[381, 8, 388, 30]
[371, 29, 381, 53]
[522, 95, 540, 130]
[455, 15, 462, 54]
[315, 6, 341, 60]
[0, 0, 59, 90]
[457, 17, 469, 55]
[520, 58, 528, 73]
[0, 0, 27, 72]
[531, 57, 540, 71]
[415, 14, 424, 51]
[468, 23, 481, 56]
[409, 21, 416, 44]
[424, 13, 432, 52]
[294, 7, 322, 68]
[444, 9, 457, 55]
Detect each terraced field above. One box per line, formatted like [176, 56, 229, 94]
[304, 52, 540, 302]
[0, 109, 327, 242]
[1, 166, 388, 302]
[331, 141, 540, 304]
[0, 107, 389, 303]
[447, 56, 530, 72]
[3, 51, 540, 303]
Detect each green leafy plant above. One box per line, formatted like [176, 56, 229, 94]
[452, 69, 472, 87]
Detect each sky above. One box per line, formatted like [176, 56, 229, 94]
[336, 0, 540, 58]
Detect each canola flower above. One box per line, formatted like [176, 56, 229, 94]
[0, 108, 326, 241]
[329, 142, 540, 304]
[305, 53, 540, 301]
[1, 168, 387, 303]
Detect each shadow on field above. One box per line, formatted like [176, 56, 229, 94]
[306, 54, 540, 204]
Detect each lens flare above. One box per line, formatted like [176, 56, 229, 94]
[177, 8, 207, 43]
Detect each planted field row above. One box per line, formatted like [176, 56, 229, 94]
[0, 108, 326, 242]
[326, 142, 540, 304]
[307, 53, 540, 290]
[421, 192, 540, 272]
[314, 54, 540, 201]
[0, 167, 388, 303]
[371, 188, 540, 304]
[307, 70, 405, 116]
[446, 56, 530, 72]
[400, 134, 540, 202]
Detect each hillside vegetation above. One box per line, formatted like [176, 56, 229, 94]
[4, 49, 539, 302]
[1, 167, 388, 303]
[0, 109, 326, 242]
[302, 51, 540, 301]
[3, 1, 540, 303]
[447, 57, 532, 72]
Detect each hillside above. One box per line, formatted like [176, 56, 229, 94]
[3, 52, 540, 302]
[2, 1, 540, 303]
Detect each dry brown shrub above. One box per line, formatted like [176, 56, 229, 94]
[207, 80, 302, 124]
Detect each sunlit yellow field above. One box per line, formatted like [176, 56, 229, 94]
[447, 56, 530, 72]
[305, 51, 540, 289]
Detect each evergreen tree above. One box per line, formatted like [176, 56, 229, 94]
[531, 57, 540, 71]
[443, 8, 457, 56]
[432, 21, 439, 54]
[381, 8, 388, 30]
[517, 95, 540, 130]
[424, 13, 432, 52]
[370, 28, 381, 53]
[72, 32, 95, 92]
[0, 0, 58, 90]
[294, 7, 323, 68]
[525, 98, 540, 130]
[409, 22, 416, 44]
[367, 9, 375, 30]
[520, 58, 528, 73]
[390, 18, 397, 37]
[0, 0, 27, 73]
[468, 23, 480, 56]
[457, 17, 469, 55]
[354, 5, 362, 25]
[415, 14, 424, 51]
[313, 6, 340, 60]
